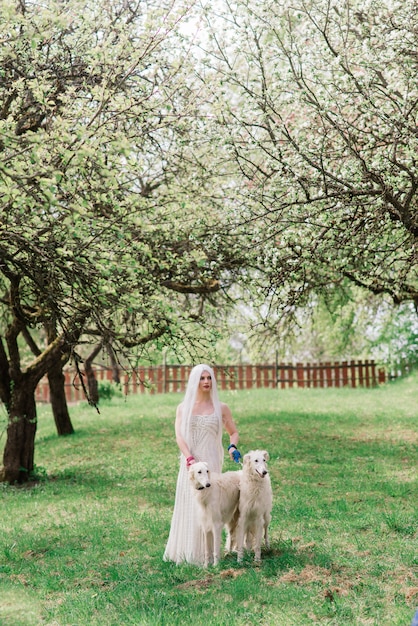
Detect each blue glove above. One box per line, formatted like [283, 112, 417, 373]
[232, 448, 242, 463]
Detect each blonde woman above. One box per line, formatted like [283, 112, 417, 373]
[164, 364, 241, 565]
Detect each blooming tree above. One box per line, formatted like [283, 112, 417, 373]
[0, 0, 246, 483]
[198, 0, 418, 320]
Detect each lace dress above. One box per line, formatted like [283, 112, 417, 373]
[163, 412, 223, 565]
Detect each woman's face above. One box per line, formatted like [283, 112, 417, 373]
[199, 371, 212, 393]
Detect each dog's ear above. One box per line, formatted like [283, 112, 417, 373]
[243, 453, 250, 465]
[263, 451, 270, 461]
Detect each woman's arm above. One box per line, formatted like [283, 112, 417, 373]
[175, 403, 195, 465]
[222, 402, 240, 459]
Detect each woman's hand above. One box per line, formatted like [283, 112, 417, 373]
[228, 444, 241, 463]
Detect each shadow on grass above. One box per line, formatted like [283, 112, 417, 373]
[159, 535, 331, 578]
[247, 538, 335, 579]
[2, 466, 131, 495]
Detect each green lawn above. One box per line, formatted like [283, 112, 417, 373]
[1, 373, 417, 625]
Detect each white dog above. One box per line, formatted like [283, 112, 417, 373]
[188, 461, 241, 567]
[235, 450, 272, 563]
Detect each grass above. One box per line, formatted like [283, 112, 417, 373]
[0, 373, 417, 625]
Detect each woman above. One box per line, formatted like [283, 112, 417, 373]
[163, 363, 241, 565]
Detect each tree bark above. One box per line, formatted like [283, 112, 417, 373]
[22, 325, 75, 436]
[48, 368, 74, 435]
[0, 338, 11, 409]
[0, 375, 37, 484]
[84, 343, 102, 405]
[106, 343, 120, 384]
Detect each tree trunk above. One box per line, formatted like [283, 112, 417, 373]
[41, 320, 74, 435]
[85, 343, 102, 405]
[85, 361, 99, 405]
[48, 368, 74, 435]
[106, 343, 121, 384]
[1, 379, 37, 484]
[1, 309, 89, 484]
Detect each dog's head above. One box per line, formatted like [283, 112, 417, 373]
[188, 461, 211, 490]
[243, 450, 269, 478]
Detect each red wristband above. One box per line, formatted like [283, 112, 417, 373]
[186, 456, 195, 467]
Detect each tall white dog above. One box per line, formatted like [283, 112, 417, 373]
[235, 450, 272, 563]
[188, 461, 241, 567]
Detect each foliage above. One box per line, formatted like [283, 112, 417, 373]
[369, 299, 418, 366]
[1, 378, 417, 624]
[241, 289, 418, 365]
[197, 0, 418, 315]
[97, 380, 122, 401]
[0, 0, 246, 359]
[183, 283, 417, 365]
[0, 0, 250, 481]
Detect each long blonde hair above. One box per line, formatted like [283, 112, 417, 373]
[180, 364, 223, 459]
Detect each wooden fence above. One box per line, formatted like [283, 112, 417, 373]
[35, 359, 393, 403]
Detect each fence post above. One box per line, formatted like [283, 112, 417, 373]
[370, 361, 377, 387]
[229, 366, 236, 390]
[296, 363, 304, 388]
[312, 363, 318, 388]
[334, 361, 340, 388]
[245, 365, 252, 389]
[288, 364, 294, 388]
[350, 360, 356, 388]
[275, 351, 278, 388]
[358, 360, 364, 387]
[341, 361, 348, 387]
[162, 351, 167, 394]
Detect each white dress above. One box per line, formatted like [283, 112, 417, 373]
[164, 412, 223, 565]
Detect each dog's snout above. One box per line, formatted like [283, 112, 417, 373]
[206, 482, 211, 488]
[257, 467, 268, 477]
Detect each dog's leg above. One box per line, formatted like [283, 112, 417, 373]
[225, 507, 239, 554]
[203, 531, 209, 568]
[209, 529, 216, 567]
[264, 525, 270, 550]
[225, 525, 236, 553]
[202, 528, 212, 568]
[213, 522, 222, 566]
[198, 506, 212, 568]
[253, 519, 263, 562]
[224, 526, 232, 554]
[264, 514, 271, 550]
[236, 518, 246, 562]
